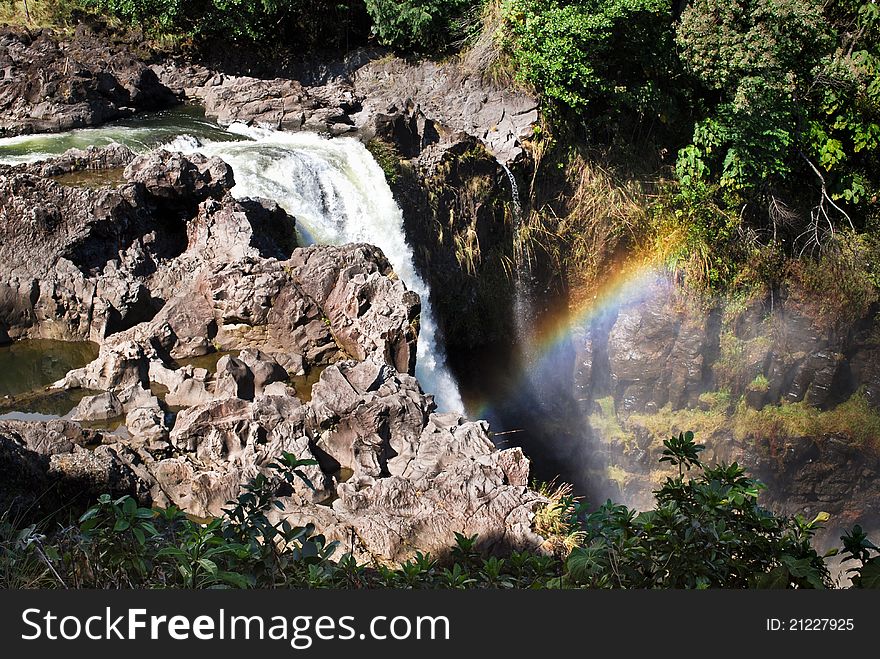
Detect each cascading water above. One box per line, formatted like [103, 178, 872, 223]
[499, 160, 536, 360]
[499, 161, 521, 224]
[180, 126, 463, 412]
[0, 110, 464, 412]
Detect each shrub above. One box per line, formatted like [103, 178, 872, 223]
[566, 431, 832, 588]
[4, 434, 876, 589]
[499, 0, 677, 122]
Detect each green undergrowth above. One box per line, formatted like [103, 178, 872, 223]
[366, 138, 402, 186]
[0, 0, 82, 28]
[3, 433, 880, 589]
[733, 394, 880, 451]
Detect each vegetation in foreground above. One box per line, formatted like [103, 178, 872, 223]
[2, 433, 878, 589]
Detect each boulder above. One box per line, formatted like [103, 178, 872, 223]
[214, 355, 255, 400]
[71, 392, 124, 422]
[124, 150, 234, 209]
[237, 349, 288, 395]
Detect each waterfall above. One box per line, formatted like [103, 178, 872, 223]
[0, 113, 465, 413]
[180, 126, 465, 413]
[498, 159, 535, 356]
[499, 161, 521, 224]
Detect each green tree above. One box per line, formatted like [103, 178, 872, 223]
[83, 0, 368, 45]
[363, 0, 472, 51]
[500, 0, 678, 122]
[675, 0, 880, 244]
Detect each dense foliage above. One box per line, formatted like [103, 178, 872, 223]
[363, 0, 472, 52]
[499, 0, 679, 124]
[492, 1, 879, 295]
[675, 0, 880, 248]
[566, 432, 832, 588]
[71, 0, 471, 49]
[79, 0, 368, 45]
[2, 433, 876, 589]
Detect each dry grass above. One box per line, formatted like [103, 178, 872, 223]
[784, 232, 880, 333]
[627, 402, 730, 443]
[0, 0, 77, 28]
[543, 153, 655, 306]
[732, 394, 880, 451]
[512, 207, 561, 275]
[453, 228, 481, 276]
[533, 481, 585, 556]
[458, 0, 521, 91]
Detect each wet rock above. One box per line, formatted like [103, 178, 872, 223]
[26, 143, 137, 177]
[352, 56, 538, 163]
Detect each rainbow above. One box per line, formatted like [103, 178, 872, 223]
[469, 260, 664, 420]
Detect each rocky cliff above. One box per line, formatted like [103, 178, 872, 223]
[1, 22, 536, 351]
[0, 23, 178, 136]
[150, 45, 539, 348]
[569, 274, 880, 546]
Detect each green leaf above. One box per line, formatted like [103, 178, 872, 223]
[753, 567, 790, 589]
[132, 527, 146, 546]
[141, 522, 160, 537]
[217, 571, 250, 588]
[197, 559, 218, 576]
[855, 558, 880, 589]
[79, 507, 100, 523]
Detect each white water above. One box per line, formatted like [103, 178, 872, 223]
[499, 160, 534, 357]
[0, 115, 464, 412]
[499, 161, 521, 223]
[177, 126, 463, 411]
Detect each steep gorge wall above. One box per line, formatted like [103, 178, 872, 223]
[571, 275, 880, 545]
